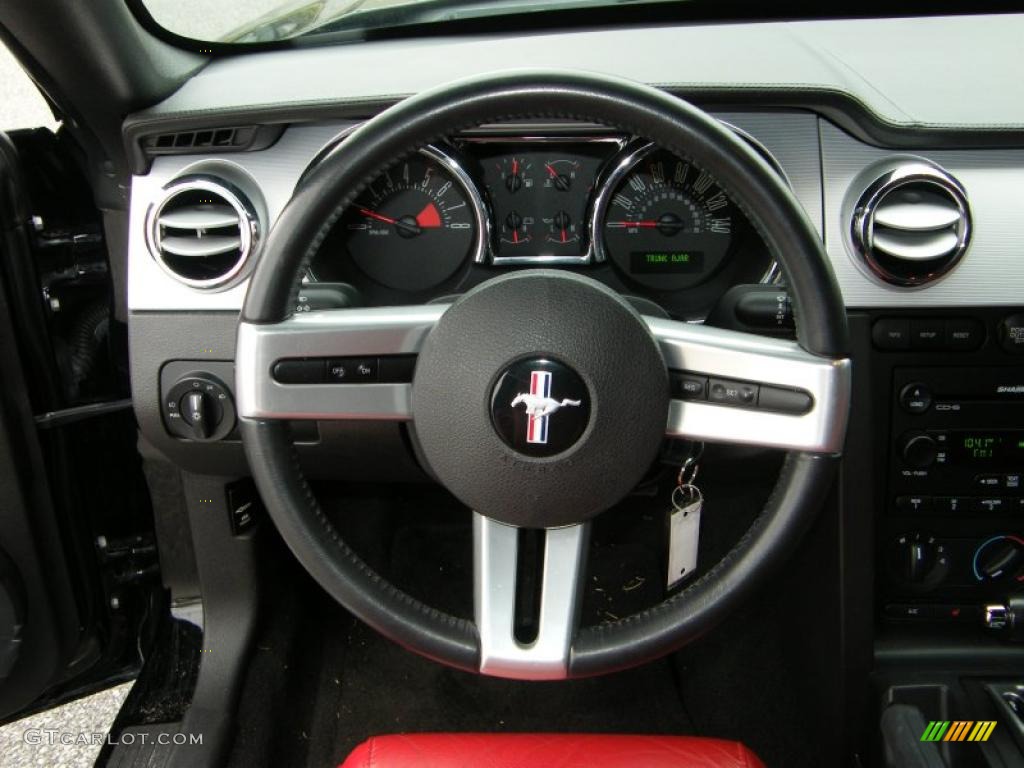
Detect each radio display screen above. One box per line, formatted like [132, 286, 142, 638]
[947, 431, 1024, 466]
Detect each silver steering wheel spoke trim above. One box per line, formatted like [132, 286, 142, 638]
[236, 306, 850, 455]
[648, 317, 851, 454]
[235, 305, 445, 421]
[473, 513, 590, 680]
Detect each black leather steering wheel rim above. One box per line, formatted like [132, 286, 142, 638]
[239, 69, 848, 678]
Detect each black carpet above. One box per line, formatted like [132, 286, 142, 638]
[225, 449, 834, 768]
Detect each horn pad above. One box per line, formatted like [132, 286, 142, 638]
[411, 270, 668, 528]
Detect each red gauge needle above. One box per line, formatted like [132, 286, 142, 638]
[607, 220, 659, 228]
[512, 159, 519, 176]
[359, 207, 397, 225]
[560, 228, 567, 243]
[545, 163, 559, 178]
[513, 229, 520, 244]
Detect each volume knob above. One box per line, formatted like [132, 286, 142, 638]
[901, 434, 938, 469]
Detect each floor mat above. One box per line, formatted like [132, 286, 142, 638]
[303, 616, 694, 767]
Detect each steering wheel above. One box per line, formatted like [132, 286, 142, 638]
[235, 70, 851, 680]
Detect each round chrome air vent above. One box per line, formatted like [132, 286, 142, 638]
[851, 163, 971, 287]
[146, 177, 259, 289]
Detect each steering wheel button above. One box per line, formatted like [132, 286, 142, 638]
[671, 373, 707, 400]
[708, 378, 758, 407]
[272, 359, 326, 384]
[758, 385, 813, 415]
[352, 358, 378, 381]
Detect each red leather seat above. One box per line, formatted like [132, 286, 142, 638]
[339, 733, 765, 767]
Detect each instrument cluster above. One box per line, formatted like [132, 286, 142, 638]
[310, 130, 778, 318]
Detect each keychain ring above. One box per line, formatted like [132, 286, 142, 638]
[677, 462, 700, 488]
[672, 483, 703, 513]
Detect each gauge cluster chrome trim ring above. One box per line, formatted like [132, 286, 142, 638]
[459, 134, 627, 266]
[588, 139, 784, 286]
[144, 175, 261, 291]
[418, 144, 491, 269]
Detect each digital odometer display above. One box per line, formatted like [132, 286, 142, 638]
[629, 251, 705, 274]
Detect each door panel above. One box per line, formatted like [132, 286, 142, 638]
[0, 131, 81, 717]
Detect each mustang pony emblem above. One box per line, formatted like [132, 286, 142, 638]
[510, 370, 581, 444]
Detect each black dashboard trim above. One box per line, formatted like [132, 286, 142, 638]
[124, 85, 1024, 175]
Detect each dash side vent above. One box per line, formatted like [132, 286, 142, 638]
[851, 163, 971, 287]
[145, 177, 258, 289]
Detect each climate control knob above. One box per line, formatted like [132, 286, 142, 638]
[900, 434, 938, 469]
[891, 533, 950, 592]
[973, 536, 1024, 583]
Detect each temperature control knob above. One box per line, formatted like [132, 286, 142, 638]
[900, 434, 938, 469]
[891, 533, 950, 592]
[973, 536, 1024, 583]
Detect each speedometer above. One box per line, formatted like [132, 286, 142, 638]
[596, 146, 743, 291]
[339, 147, 485, 292]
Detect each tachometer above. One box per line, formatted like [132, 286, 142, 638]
[596, 146, 741, 291]
[340, 147, 484, 291]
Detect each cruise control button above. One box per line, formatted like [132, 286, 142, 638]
[910, 320, 945, 349]
[946, 318, 984, 351]
[757, 385, 812, 414]
[708, 378, 758, 407]
[328, 358, 378, 382]
[899, 383, 932, 414]
[872, 318, 910, 350]
[272, 359, 326, 384]
[671, 373, 708, 400]
[352, 358, 378, 381]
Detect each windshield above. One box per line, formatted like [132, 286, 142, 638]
[135, 0, 687, 44]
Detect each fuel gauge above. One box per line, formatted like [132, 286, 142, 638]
[499, 157, 533, 194]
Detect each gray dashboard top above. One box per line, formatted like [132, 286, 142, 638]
[135, 14, 1024, 133]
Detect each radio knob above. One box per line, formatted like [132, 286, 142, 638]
[901, 434, 938, 469]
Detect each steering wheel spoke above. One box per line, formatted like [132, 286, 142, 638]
[649, 317, 851, 453]
[473, 513, 589, 680]
[236, 305, 445, 420]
